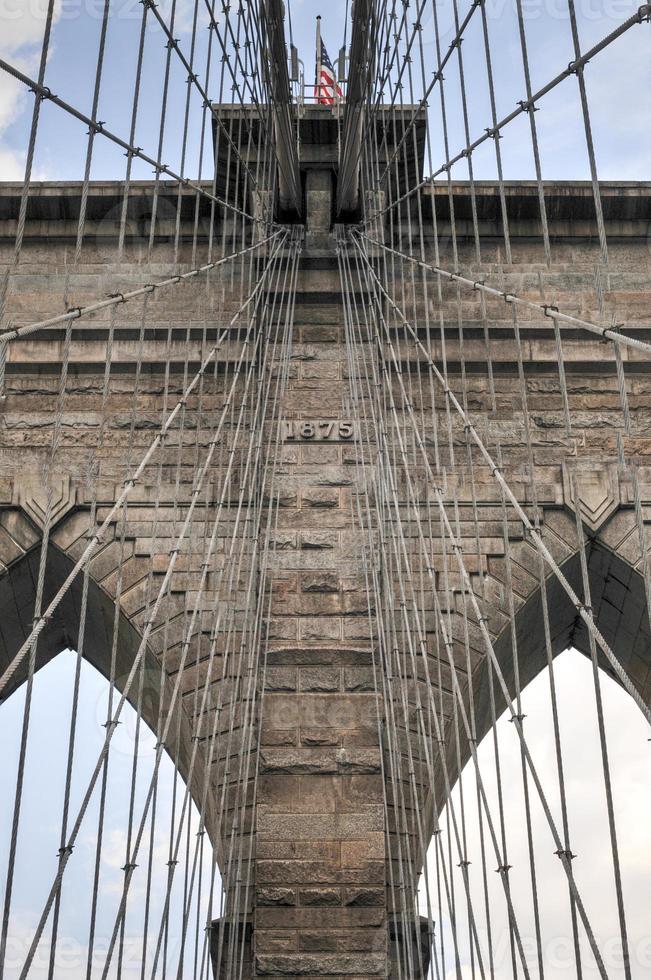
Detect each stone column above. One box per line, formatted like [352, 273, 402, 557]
[252, 241, 388, 976]
[305, 170, 333, 236]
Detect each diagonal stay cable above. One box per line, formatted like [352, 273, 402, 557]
[357, 233, 651, 357]
[139, 0, 269, 213]
[363, 2, 651, 223]
[197, 0, 302, 206]
[12, 232, 289, 980]
[0, 57, 263, 226]
[139, 238, 298, 980]
[352, 229, 651, 729]
[374, 0, 482, 189]
[340, 234, 527, 977]
[95, 246, 295, 980]
[349, 232, 614, 977]
[169, 321, 292, 980]
[339, 236, 492, 978]
[339, 0, 481, 211]
[0, 230, 288, 702]
[0, 233, 277, 345]
[0, 0, 57, 322]
[202, 0, 269, 123]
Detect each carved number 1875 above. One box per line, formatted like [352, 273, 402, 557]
[285, 421, 354, 441]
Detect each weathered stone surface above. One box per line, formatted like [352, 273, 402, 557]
[344, 887, 386, 907]
[257, 860, 385, 885]
[300, 729, 340, 747]
[299, 667, 341, 692]
[255, 953, 386, 975]
[265, 667, 298, 692]
[258, 810, 383, 841]
[259, 747, 381, 775]
[300, 572, 340, 593]
[257, 888, 298, 907]
[344, 667, 376, 692]
[3, 152, 651, 980]
[298, 887, 341, 906]
[256, 908, 385, 929]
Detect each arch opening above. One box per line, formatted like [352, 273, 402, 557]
[0, 540, 220, 851]
[411, 538, 651, 979]
[418, 646, 651, 979]
[0, 649, 222, 980]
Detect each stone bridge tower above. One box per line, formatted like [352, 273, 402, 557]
[0, 105, 650, 979]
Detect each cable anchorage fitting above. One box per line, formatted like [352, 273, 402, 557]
[604, 321, 625, 341]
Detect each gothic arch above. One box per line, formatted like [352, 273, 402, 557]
[472, 536, 651, 766]
[419, 513, 651, 844]
[0, 512, 222, 857]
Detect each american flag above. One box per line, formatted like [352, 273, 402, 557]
[315, 38, 343, 105]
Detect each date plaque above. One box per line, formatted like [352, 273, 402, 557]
[283, 420, 356, 442]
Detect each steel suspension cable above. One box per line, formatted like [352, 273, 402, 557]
[0, 231, 286, 701]
[349, 229, 641, 974]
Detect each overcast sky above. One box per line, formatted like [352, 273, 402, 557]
[0, 651, 218, 980]
[419, 648, 651, 979]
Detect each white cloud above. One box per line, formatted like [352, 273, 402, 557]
[0, 0, 63, 178]
[0, 146, 26, 178]
[153, 0, 201, 35]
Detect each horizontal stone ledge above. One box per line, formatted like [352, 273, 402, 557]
[257, 810, 383, 842]
[5, 353, 252, 371]
[251, 975, 382, 980]
[264, 651, 374, 670]
[298, 888, 341, 907]
[257, 887, 297, 907]
[296, 929, 386, 954]
[259, 747, 381, 776]
[263, 695, 379, 731]
[256, 861, 385, 887]
[255, 908, 386, 930]
[254, 953, 386, 975]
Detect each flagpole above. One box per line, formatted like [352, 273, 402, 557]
[315, 15, 321, 102]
